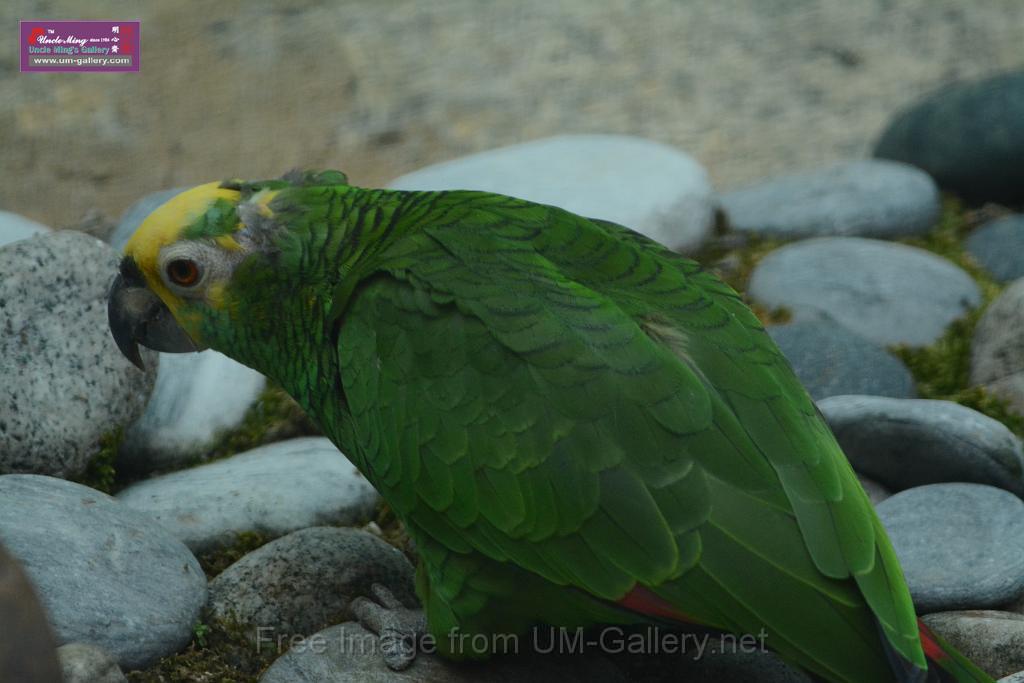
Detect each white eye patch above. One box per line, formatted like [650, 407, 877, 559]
[157, 241, 236, 296]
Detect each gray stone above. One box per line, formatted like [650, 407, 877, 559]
[117, 438, 379, 552]
[209, 527, 415, 638]
[0, 231, 157, 478]
[719, 159, 939, 239]
[0, 475, 207, 670]
[767, 320, 916, 400]
[1001, 672, 1024, 683]
[856, 473, 892, 505]
[117, 350, 266, 473]
[972, 278, 1024, 415]
[58, 642, 126, 683]
[748, 237, 981, 347]
[109, 188, 186, 252]
[0, 539, 61, 683]
[819, 395, 1024, 496]
[966, 215, 1024, 283]
[877, 483, 1024, 612]
[0, 210, 50, 248]
[258, 622, 629, 683]
[389, 134, 714, 253]
[874, 70, 1024, 205]
[923, 611, 1024, 680]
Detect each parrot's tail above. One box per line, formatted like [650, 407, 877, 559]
[901, 619, 994, 683]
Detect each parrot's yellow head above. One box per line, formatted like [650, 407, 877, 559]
[110, 179, 280, 368]
[108, 169, 350, 371]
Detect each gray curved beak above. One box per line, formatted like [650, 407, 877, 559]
[107, 257, 202, 370]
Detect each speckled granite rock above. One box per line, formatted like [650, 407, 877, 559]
[0, 540, 61, 683]
[768, 320, 915, 400]
[58, 642, 127, 683]
[390, 134, 714, 253]
[971, 278, 1024, 415]
[878, 484, 1024, 612]
[875, 70, 1024, 205]
[0, 475, 207, 670]
[748, 237, 981, 347]
[720, 159, 939, 239]
[117, 438, 379, 552]
[0, 231, 157, 477]
[117, 350, 266, 474]
[819, 396, 1024, 495]
[965, 215, 1024, 283]
[209, 527, 415, 638]
[923, 611, 1024, 680]
[0, 210, 50, 248]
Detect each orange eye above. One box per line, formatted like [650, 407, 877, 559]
[166, 259, 201, 287]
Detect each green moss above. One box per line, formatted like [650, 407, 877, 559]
[899, 196, 1003, 304]
[893, 315, 1024, 436]
[196, 531, 272, 580]
[72, 428, 122, 493]
[125, 617, 275, 683]
[193, 622, 212, 648]
[890, 197, 1024, 436]
[695, 233, 785, 295]
[199, 383, 320, 465]
[693, 231, 794, 326]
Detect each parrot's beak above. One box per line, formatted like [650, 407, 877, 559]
[107, 257, 202, 370]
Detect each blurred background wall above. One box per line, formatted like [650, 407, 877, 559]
[4, 0, 1023, 228]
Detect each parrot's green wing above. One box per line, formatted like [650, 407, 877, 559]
[329, 190, 921, 682]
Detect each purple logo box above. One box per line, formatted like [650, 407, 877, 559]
[20, 20, 139, 72]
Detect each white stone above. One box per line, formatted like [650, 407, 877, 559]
[118, 351, 266, 473]
[116, 437, 379, 552]
[390, 134, 714, 252]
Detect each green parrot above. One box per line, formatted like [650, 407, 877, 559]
[108, 170, 992, 683]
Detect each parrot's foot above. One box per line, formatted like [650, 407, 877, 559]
[351, 583, 426, 671]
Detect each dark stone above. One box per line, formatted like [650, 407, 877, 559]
[874, 71, 1024, 204]
[819, 395, 1024, 496]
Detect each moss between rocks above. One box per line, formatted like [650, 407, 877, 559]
[72, 428, 123, 494]
[890, 197, 1024, 436]
[125, 617, 274, 683]
[125, 533, 279, 682]
[199, 384, 320, 465]
[196, 531, 273, 581]
[692, 231, 791, 325]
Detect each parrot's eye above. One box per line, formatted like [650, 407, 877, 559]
[166, 259, 201, 287]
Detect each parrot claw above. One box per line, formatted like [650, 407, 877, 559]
[351, 583, 426, 671]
